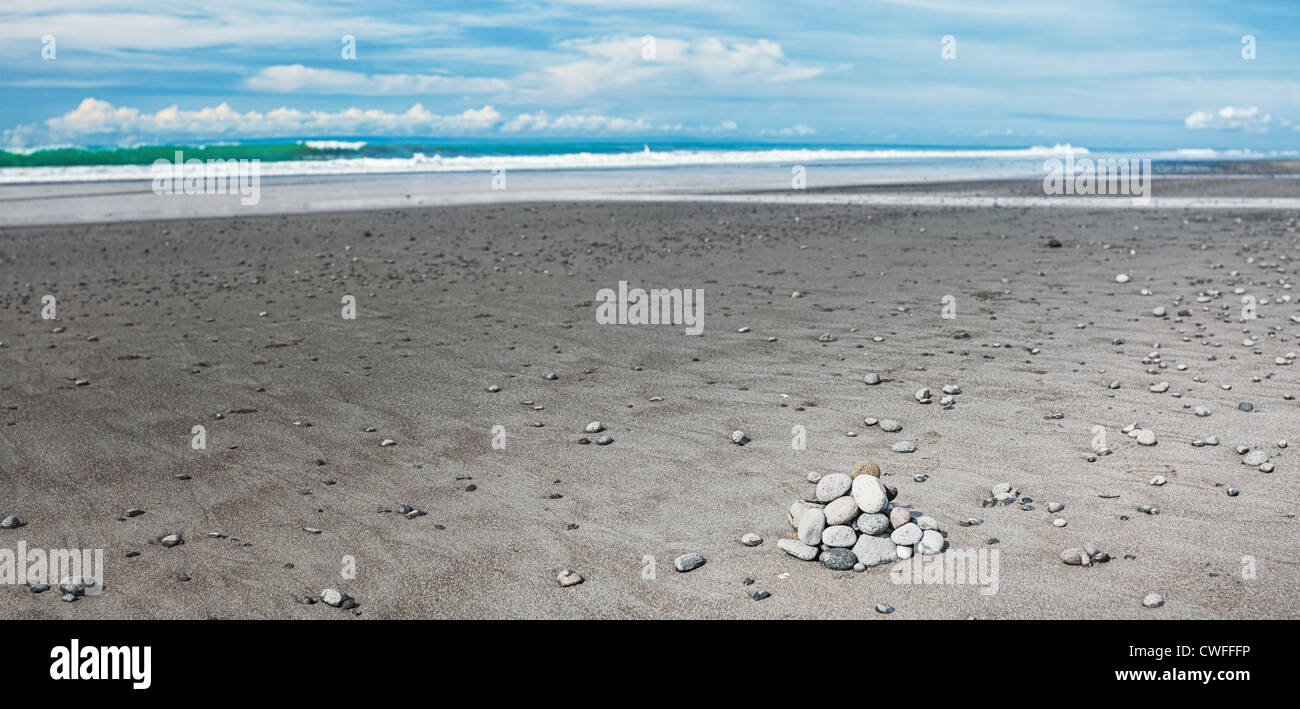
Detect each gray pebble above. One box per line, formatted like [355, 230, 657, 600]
[820, 548, 857, 570]
[674, 552, 706, 572]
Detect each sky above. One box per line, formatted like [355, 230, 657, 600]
[2, 0, 1299, 149]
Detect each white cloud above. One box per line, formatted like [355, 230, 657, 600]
[502, 111, 740, 134]
[502, 111, 653, 133]
[537, 35, 823, 98]
[32, 98, 502, 141]
[4, 98, 743, 145]
[759, 124, 816, 137]
[1184, 105, 1272, 132]
[245, 65, 508, 94]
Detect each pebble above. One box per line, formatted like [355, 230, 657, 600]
[1047, 502, 1065, 512]
[753, 591, 771, 601]
[321, 588, 352, 607]
[584, 421, 605, 433]
[1052, 518, 1068, 527]
[850, 460, 881, 478]
[821, 525, 857, 547]
[820, 548, 857, 570]
[1115, 274, 1131, 283]
[486, 384, 500, 393]
[798, 508, 826, 546]
[1260, 462, 1275, 473]
[787, 500, 824, 529]
[914, 388, 932, 404]
[917, 529, 944, 555]
[1135, 429, 1157, 446]
[777, 538, 819, 561]
[890, 522, 922, 545]
[380, 439, 396, 447]
[556, 569, 584, 587]
[1243, 450, 1269, 467]
[674, 552, 706, 572]
[879, 419, 902, 433]
[852, 475, 888, 514]
[916, 515, 938, 530]
[160, 534, 183, 548]
[1060, 548, 1086, 565]
[1228, 488, 1240, 497]
[889, 506, 912, 529]
[864, 373, 882, 385]
[741, 532, 763, 547]
[854, 513, 889, 535]
[0, 515, 20, 529]
[731, 430, 750, 445]
[596, 435, 614, 445]
[851, 534, 898, 567]
[891, 441, 917, 453]
[31, 583, 50, 593]
[1149, 381, 1169, 393]
[1142, 593, 1164, 609]
[816, 473, 853, 502]
[1150, 476, 1167, 486]
[824, 496, 859, 525]
[896, 545, 914, 559]
[875, 603, 895, 614]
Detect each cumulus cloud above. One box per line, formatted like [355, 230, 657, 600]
[1184, 105, 1272, 132]
[758, 124, 816, 137]
[3, 98, 744, 145]
[502, 111, 740, 134]
[245, 65, 508, 94]
[30, 98, 502, 142]
[538, 35, 823, 97]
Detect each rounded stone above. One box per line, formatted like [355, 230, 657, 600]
[741, 533, 763, 547]
[1135, 429, 1157, 446]
[896, 545, 913, 560]
[820, 548, 857, 571]
[851, 534, 898, 567]
[879, 419, 902, 433]
[849, 460, 881, 478]
[787, 501, 825, 530]
[777, 538, 819, 561]
[821, 525, 857, 548]
[889, 506, 912, 529]
[816, 473, 853, 502]
[824, 496, 859, 525]
[916, 515, 939, 531]
[321, 588, 351, 607]
[851, 475, 888, 514]
[1142, 593, 1164, 608]
[854, 513, 889, 535]
[798, 508, 826, 546]
[891, 441, 917, 453]
[1060, 548, 1085, 565]
[917, 529, 944, 555]
[890, 522, 922, 546]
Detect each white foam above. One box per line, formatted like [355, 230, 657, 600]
[0, 144, 1088, 184]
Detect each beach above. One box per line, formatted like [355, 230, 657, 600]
[1, 177, 1298, 619]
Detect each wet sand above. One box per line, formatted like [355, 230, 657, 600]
[1, 178, 1298, 618]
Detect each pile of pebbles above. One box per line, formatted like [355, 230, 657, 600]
[780, 460, 947, 571]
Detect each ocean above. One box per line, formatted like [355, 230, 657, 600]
[2, 139, 1294, 184]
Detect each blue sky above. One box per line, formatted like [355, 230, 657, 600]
[3, 0, 1299, 149]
